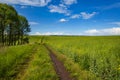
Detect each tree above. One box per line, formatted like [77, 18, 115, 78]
[0, 3, 7, 45]
[0, 3, 30, 46]
[5, 5, 18, 45]
[17, 15, 30, 44]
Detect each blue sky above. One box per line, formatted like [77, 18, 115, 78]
[0, 0, 120, 35]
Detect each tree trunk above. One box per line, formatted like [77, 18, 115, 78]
[17, 31, 20, 45]
[9, 24, 12, 46]
[0, 29, 1, 46]
[20, 31, 24, 45]
[1, 26, 4, 46]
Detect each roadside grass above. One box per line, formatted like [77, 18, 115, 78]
[46, 44, 99, 80]
[0, 36, 59, 80]
[29, 36, 43, 44]
[22, 45, 58, 80]
[46, 36, 120, 80]
[1, 35, 119, 80]
[0, 44, 35, 79]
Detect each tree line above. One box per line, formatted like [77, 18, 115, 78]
[0, 3, 30, 46]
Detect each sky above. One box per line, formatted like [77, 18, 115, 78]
[0, 0, 120, 35]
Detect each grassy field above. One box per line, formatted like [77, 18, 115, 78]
[0, 39, 58, 80]
[46, 36, 120, 80]
[22, 45, 58, 80]
[0, 44, 35, 79]
[0, 36, 120, 80]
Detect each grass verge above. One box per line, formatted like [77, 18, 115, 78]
[0, 44, 35, 79]
[46, 44, 100, 80]
[22, 44, 59, 80]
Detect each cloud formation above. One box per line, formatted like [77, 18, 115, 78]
[84, 27, 120, 35]
[59, 18, 68, 22]
[104, 2, 120, 10]
[48, 4, 70, 15]
[110, 22, 120, 26]
[70, 12, 97, 20]
[33, 27, 120, 35]
[58, 12, 97, 23]
[85, 29, 99, 34]
[48, 0, 77, 15]
[70, 14, 81, 19]
[80, 12, 97, 19]
[0, 0, 51, 7]
[62, 0, 77, 5]
[29, 22, 39, 25]
[34, 32, 64, 35]
[20, 5, 27, 8]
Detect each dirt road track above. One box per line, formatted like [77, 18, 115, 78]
[44, 44, 73, 80]
[12, 47, 37, 80]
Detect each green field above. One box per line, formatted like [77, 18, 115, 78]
[0, 36, 120, 80]
[46, 36, 120, 80]
[0, 42, 58, 80]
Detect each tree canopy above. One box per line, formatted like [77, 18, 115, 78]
[0, 3, 30, 46]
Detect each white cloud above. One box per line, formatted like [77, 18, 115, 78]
[0, 0, 51, 7]
[20, 6, 27, 8]
[48, 4, 70, 15]
[29, 22, 39, 25]
[102, 27, 120, 35]
[104, 2, 120, 10]
[57, 11, 97, 23]
[110, 22, 120, 26]
[33, 27, 120, 35]
[48, 0, 77, 15]
[34, 32, 64, 35]
[84, 27, 120, 35]
[62, 0, 77, 5]
[70, 12, 97, 19]
[59, 18, 68, 22]
[35, 32, 42, 35]
[70, 14, 80, 19]
[85, 29, 99, 34]
[80, 12, 97, 19]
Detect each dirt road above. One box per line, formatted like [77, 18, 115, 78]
[44, 44, 73, 80]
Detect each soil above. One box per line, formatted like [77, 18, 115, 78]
[44, 44, 73, 80]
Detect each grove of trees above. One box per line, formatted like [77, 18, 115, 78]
[0, 3, 30, 46]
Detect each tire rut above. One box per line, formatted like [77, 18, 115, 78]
[44, 44, 73, 80]
[10, 47, 37, 80]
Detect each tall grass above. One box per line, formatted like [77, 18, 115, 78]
[29, 36, 43, 44]
[0, 44, 34, 79]
[22, 45, 58, 80]
[0, 36, 59, 80]
[47, 44, 99, 80]
[46, 36, 120, 80]
[1, 36, 120, 80]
